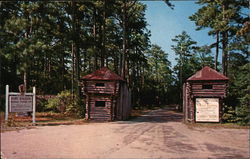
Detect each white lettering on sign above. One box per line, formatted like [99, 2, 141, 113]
[195, 98, 219, 122]
[9, 95, 33, 112]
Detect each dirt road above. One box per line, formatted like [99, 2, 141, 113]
[1, 108, 249, 159]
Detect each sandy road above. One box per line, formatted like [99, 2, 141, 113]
[1, 108, 249, 159]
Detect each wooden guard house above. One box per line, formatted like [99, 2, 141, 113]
[81, 67, 131, 121]
[183, 66, 229, 123]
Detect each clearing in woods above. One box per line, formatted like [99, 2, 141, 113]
[1, 107, 249, 159]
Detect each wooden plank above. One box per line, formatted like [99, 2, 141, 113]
[90, 112, 110, 115]
[191, 85, 202, 89]
[192, 91, 225, 94]
[90, 109, 110, 112]
[192, 90, 225, 93]
[90, 114, 111, 117]
[90, 99, 111, 102]
[90, 113, 111, 116]
[90, 97, 111, 100]
[192, 93, 225, 97]
[192, 85, 226, 90]
[213, 85, 226, 89]
[84, 81, 117, 95]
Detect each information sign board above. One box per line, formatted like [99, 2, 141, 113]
[5, 85, 36, 123]
[195, 98, 219, 122]
[9, 95, 33, 112]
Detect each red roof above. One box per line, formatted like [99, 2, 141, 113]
[187, 66, 229, 81]
[82, 67, 124, 81]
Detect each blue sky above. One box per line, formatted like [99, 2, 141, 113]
[142, 1, 215, 66]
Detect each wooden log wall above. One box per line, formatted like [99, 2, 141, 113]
[84, 81, 119, 94]
[83, 80, 131, 121]
[183, 81, 228, 123]
[89, 96, 113, 121]
[191, 82, 227, 98]
[117, 82, 131, 120]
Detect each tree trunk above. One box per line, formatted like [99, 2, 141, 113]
[24, 72, 27, 92]
[71, 43, 75, 97]
[179, 52, 183, 111]
[61, 50, 66, 90]
[222, 31, 228, 76]
[121, 0, 127, 80]
[72, 1, 81, 99]
[222, 4, 228, 76]
[100, 0, 106, 67]
[215, 31, 219, 71]
[114, 54, 118, 73]
[93, 7, 98, 70]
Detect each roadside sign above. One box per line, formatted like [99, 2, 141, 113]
[195, 98, 219, 122]
[5, 85, 36, 123]
[9, 95, 33, 112]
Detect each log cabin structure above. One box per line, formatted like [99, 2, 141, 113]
[81, 67, 131, 121]
[183, 66, 229, 123]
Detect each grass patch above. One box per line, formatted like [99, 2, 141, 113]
[0, 111, 86, 132]
[185, 122, 250, 129]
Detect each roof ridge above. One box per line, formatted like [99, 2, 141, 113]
[187, 66, 229, 81]
[82, 67, 124, 81]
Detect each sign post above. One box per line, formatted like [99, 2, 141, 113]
[5, 85, 36, 124]
[32, 87, 36, 123]
[5, 85, 9, 121]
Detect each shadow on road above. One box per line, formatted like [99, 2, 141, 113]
[123, 107, 183, 124]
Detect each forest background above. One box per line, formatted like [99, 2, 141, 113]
[0, 0, 249, 124]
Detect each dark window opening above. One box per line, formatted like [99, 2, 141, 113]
[95, 101, 106, 107]
[202, 85, 213, 89]
[95, 83, 105, 87]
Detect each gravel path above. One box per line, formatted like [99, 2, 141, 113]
[1, 108, 249, 159]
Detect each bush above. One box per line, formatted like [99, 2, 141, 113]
[46, 91, 73, 113]
[225, 63, 250, 125]
[45, 90, 84, 117]
[236, 93, 250, 125]
[36, 98, 48, 112]
[222, 105, 238, 123]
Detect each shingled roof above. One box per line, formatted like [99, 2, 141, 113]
[187, 66, 229, 81]
[82, 67, 124, 81]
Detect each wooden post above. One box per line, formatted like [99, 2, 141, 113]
[111, 96, 113, 121]
[32, 87, 36, 123]
[86, 95, 89, 120]
[5, 85, 9, 121]
[183, 83, 186, 121]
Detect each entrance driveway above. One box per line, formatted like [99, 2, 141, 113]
[1, 108, 249, 159]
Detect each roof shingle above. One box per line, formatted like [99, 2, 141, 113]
[187, 66, 229, 81]
[82, 67, 124, 81]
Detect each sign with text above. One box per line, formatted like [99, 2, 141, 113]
[195, 98, 219, 122]
[9, 95, 33, 112]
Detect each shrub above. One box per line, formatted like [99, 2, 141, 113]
[236, 94, 250, 125]
[46, 90, 73, 113]
[45, 90, 84, 117]
[222, 105, 238, 123]
[36, 98, 48, 112]
[225, 63, 250, 125]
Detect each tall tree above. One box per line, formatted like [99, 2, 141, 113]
[190, 0, 249, 75]
[171, 31, 214, 110]
[145, 44, 172, 105]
